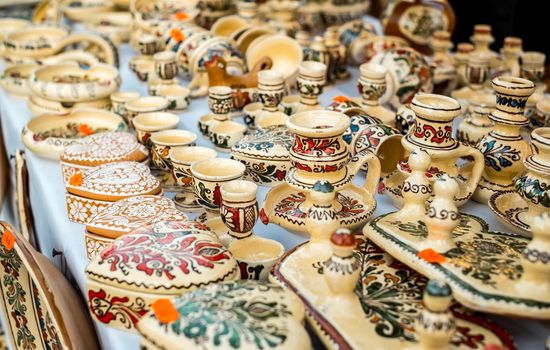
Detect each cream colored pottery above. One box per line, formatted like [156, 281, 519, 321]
[279, 94, 301, 116]
[457, 105, 493, 146]
[86, 220, 239, 332]
[84, 230, 115, 261]
[451, 52, 492, 112]
[0, 63, 36, 97]
[243, 101, 263, 129]
[352, 124, 404, 175]
[295, 60, 326, 112]
[28, 94, 112, 117]
[534, 98, 550, 128]
[129, 55, 154, 82]
[136, 280, 310, 350]
[236, 26, 274, 52]
[230, 235, 284, 280]
[110, 91, 140, 121]
[256, 111, 288, 129]
[150, 84, 190, 110]
[246, 34, 303, 83]
[0, 18, 29, 43]
[189, 37, 245, 78]
[211, 15, 248, 37]
[132, 0, 198, 37]
[219, 179, 259, 241]
[60, 131, 148, 184]
[150, 129, 197, 171]
[63, 0, 115, 22]
[22, 108, 126, 160]
[85, 11, 132, 43]
[357, 62, 395, 126]
[133, 111, 180, 149]
[198, 114, 218, 136]
[209, 120, 247, 151]
[29, 63, 121, 103]
[125, 97, 170, 128]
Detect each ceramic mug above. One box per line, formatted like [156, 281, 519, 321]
[208, 85, 233, 116]
[150, 129, 197, 171]
[170, 146, 218, 189]
[190, 158, 246, 212]
[110, 91, 140, 122]
[133, 111, 180, 149]
[229, 236, 284, 280]
[125, 96, 169, 128]
[154, 51, 178, 80]
[220, 180, 258, 239]
[257, 70, 285, 112]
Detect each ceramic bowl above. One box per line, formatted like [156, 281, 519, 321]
[209, 121, 247, 150]
[236, 26, 274, 53]
[29, 63, 121, 103]
[110, 91, 140, 121]
[63, 0, 115, 22]
[229, 236, 285, 280]
[85, 11, 132, 43]
[150, 85, 190, 111]
[125, 96, 169, 127]
[246, 34, 303, 82]
[211, 15, 248, 37]
[150, 129, 197, 171]
[0, 63, 36, 97]
[3, 26, 68, 59]
[22, 108, 127, 160]
[190, 158, 246, 212]
[0, 18, 29, 42]
[198, 114, 219, 136]
[243, 102, 263, 129]
[28, 94, 112, 116]
[170, 146, 218, 189]
[133, 111, 180, 148]
[129, 55, 154, 82]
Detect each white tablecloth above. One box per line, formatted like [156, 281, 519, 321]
[0, 43, 549, 349]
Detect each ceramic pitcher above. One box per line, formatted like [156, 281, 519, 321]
[285, 110, 381, 196]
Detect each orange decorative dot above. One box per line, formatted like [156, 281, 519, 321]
[333, 95, 350, 103]
[69, 173, 83, 187]
[175, 12, 189, 21]
[151, 298, 179, 324]
[78, 124, 94, 136]
[170, 28, 185, 42]
[418, 248, 446, 264]
[2, 230, 15, 251]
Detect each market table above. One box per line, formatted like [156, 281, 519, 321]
[1, 42, 549, 350]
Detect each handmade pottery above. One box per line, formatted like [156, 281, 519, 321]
[84, 195, 188, 260]
[63, 0, 115, 22]
[352, 124, 404, 175]
[534, 98, 550, 128]
[0, 222, 100, 350]
[219, 179, 258, 241]
[371, 47, 433, 111]
[27, 93, 112, 117]
[60, 131, 148, 184]
[170, 146, 218, 211]
[229, 236, 285, 280]
[342, 112, 383, 145]
[198, 114, 217, 136]
[353, 34, 409, 65]
[235, 26, 274, 53]
[324, 26, 348, 81]
[209, 121, 247, 151]
[86, 220, 239, 332]
[382, 93, 485, 207]
[207, 85, 233, 117]
[65, 161, 162, 224]
[470, 24, 500, 70]
[303, 36, 331, 81]
[293, 60, 326, 112]
[279, 95, 301, 116]
[326, 96, 366, 117]
[454, 42, 474, 88]
[430, 30, 457, 95]
[153, 51, 178, 81]
[473, 76, 535, 203]
[132, 111, 179, 149]
[521, 51, 547, 127]
[457, 105, 493, 146]
[125, 97, 169, 129]
[364, 173, 550, 318]
[451, 52, 492, 111]
[256, 69, 286, 127]
[0, 63, 36, 97]
[357, 63, 395, 126]
[150, 129, 197, 172]
[129, 55, 154, 82]
[211, 15, 248, 37]
[110, 91, 140, 121]
[131, 0, 198, 38]
[22, 108, 126, 160]
[270, 182, 517, 349]
[243, 102, 263, 129]
[500, 36, 522, 77]
[136, 280, 310, 349]
[85, 11, 132, 44]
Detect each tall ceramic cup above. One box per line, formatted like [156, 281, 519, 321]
[154, 51, 178, 80]
[220, 180, 258, 240]
[257, 70, 285, 112]
[296, 60, 326, 108]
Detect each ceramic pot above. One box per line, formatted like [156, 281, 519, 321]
[296, 60, 326, 109]
[220, 180, 258, 240]
[150, 129, 197, 171]
[0, 63, 36, 97]
[153, 51, 178, 80]
[229, 236, 284, 280]
[133, 112, 180, 149]
[209, 121, 247, 150]
[208, 85, 233, 117]
[111, 91, 140, 121]
[474, 76, 535, 203]
[303, 36, 331, 82]
[452, 52, 491, 112]
[357, 63, 394, 126]
[257, 70, 285, 113]
[150, 85, 190, 111]
[125, 96, 169, 128]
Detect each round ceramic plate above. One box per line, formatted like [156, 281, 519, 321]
[489, 190, 530, 235]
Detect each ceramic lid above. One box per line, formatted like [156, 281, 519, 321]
[60, 131, 148, 167]
[231, 125, 292, 161]
[86, 221, 239, 294]
[136, 280, 311, 350]
[66, 161, 161, 201]
[86, 196, 188, 239]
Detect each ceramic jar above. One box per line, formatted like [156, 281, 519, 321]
[296, 61, 326, 111]
[153, 51, 178, 81]
[474, 76, 535, 203]
[430, 30, 457, 95]
[357, 63, 394, 126]
[207, 85, 233, 118]
[452, 51, 492, 112]
[170, 146, 218, 191]
[324, 26, 348, 81]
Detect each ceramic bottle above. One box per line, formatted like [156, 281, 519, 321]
[474, 76, 535, 203]
[357, 63, 395, 126]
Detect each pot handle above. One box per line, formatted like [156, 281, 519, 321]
[57, 33, 118, 67]
[457, 143, 485, 202]
[350, 149, 381, 199]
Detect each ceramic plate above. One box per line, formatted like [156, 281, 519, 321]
[489, 190, 530, 235]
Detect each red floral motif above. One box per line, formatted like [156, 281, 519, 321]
[413, 124, 452, 144]
[295, 162, 312, 172]
[274, 169, 286, 181]
[377, 181, 386, 194]
[213, 185, 222, 207]
[88, 289, 147, 326]
[292, 136, 340, 156]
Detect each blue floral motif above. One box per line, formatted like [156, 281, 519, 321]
[479, 139, 521, 171]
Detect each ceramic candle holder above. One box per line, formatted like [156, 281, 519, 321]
[132, 112, 180, 149]
[153, 51, 178, 80]
[357, 62, 394, 126]
[257, 70, 285, 112]
[111, 91, 140, 122]
[125, 96, 169, 128]
[228, 236, 284, 280]
[208, 85, 233, 117]
[191, 158, 246, 214]
[296, 60, 326, 109]
[220, 180, 258, 240]
[150, 129, 197, 171]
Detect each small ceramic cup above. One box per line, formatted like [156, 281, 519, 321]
[535, 99, 550, 128]
[207, 85, 233, 117]
[257, 70, 285, 112]
[296, 60, 327, 107]
[229, 236, 285, 280]
[243, 101, 263, 129]
[125, 96, 169, 127]
[133, 112, 180, 149]
[138, 34, 158, 55]
[154, 51, 178, 80]
[110, 91, 140, 122]
[256, 111, 288, 130]
[150, 129, 197, 171]
[358, 63, 387, 106]
[151, 85, 190, 111]
[198, 114, 217, 136]
[170, 146, 218, 189]
[279, 95, 301, 116]
[209, 121, 247, 150]
[220, 180, 258, 239]
[190, 158, 246, 212]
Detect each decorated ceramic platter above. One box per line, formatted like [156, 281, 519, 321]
[489, 190, 530, 235]
[261, 182, 377, 235]
[0, 222, 99, 350]
[86, 220, 239, 332]
[271, 235, 516, 350]
[0, 63, 36, 97]
[22, 109, 127, 160]
[29, 63, 121, 102]
[136, 280, 311, 350]
[363, 212, 550, 318]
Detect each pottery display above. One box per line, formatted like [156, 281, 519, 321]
[451, 52, 492, 111]
[357, 62, 395, 126]
[150, 129, 197, 172]
[454, 42, 474, 88]
[473, 76, 535, 204]
[22, 109, 127, 160]
[132, 111, 179, 148]
[255, 69, 288, 128]
[136, 280, 310, 349]
[324, 26, 349, 81]
[500, 36, 522, 77]
[86, 220, 239, 332]
[352, 123, 404, 175]
[457, 105, 493, 146]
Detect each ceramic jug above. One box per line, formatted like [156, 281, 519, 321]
[285, 110, 381, 195]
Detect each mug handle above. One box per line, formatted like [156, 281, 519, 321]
[456, 143, 485, 202]
[349, 149, 381, 200]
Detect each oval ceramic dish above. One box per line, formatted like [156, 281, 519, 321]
[22, 109, 127, 160]
[3, 26, 68, 59]
[0, 63, 36, 97]
[63, 0, 115, 22]
[85, 11, 133, 43]
[28, 94, 112, 116]
[29, 63, 121, 102]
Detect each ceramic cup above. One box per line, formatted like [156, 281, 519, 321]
[296, 60, 327, 107]
[125, 96, 169, 128]
[170, 146, 218, 189]
[139, 34, 158, 55]
[150, 129, 197, 171]
[151, 85, 190, 111]
[220, 180, 258, 239]
[535, 99, 550, 127]
[256, 111, 288, 130]
[521, 51, 546, 83]
[243, 101, 263, 129]
[133, 111, 180, 149]
[198, 114, 217, 136]
[279, 95, 301, 116]
[191, 158, 246, 212]
[208, 85, 233, 117]
[209, 121, 247, 150]
[358, 63, 387, 106]
[110, 91, 140, 122]
[257, 70, 285, 112]
[153, 51, 178, 80]
[229, 236, 284, 280]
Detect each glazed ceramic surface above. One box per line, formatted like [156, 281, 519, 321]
[246, 34, 303, 82]
[0, 63, 36, 97]
[132, 111, 179, 148]
[125, 97, 170, 128]
[28, 94, 112, 117]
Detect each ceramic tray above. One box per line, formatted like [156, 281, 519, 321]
[22, 109, 127, 160]
[363, 212, 550, 318]
[271, 235, 516, 350]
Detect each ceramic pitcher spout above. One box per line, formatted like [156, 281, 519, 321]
[348, 149, 381, 198]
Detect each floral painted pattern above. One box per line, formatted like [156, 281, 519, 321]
[478, 139, 521, 171]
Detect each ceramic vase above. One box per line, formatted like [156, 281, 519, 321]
[296, 61, 326, 111]
[474, 76, 535, 203]
[457, 105, 493, 146]
[220, 180, 258, 240]
[357, 63, 394, 126]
